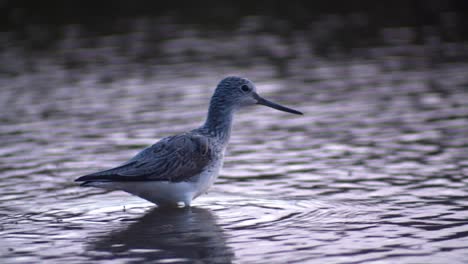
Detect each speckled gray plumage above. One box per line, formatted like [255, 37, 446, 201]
[76, 133, 216, 183]
[75, 76, 302, 201]
[76, 76, 248, 184]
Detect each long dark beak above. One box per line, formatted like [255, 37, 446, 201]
[253, 93, 303, 115]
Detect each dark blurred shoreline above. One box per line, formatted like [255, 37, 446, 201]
[2, 1, 468, 41]
[2, 1, 468, 26]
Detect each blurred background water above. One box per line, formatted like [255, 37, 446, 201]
[1, 1, 468, 263]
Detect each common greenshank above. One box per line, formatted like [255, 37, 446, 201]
[75, 76, 302, 207]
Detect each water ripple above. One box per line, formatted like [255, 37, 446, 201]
[1, 16, 468, 264]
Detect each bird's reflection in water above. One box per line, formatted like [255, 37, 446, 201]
[88, 207, 234, 263]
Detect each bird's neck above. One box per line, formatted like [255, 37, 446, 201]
[200, 97, 235, 145]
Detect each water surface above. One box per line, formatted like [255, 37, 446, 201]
[1, 16, 468, 263]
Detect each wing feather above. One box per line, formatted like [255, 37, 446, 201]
[75, 134, 213, 182]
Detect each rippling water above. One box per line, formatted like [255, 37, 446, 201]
[1, 16, 468, 263]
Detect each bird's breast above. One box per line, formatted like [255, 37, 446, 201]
[193, 154, 224, 198]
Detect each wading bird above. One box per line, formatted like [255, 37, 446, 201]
[75, 76, 302, 207]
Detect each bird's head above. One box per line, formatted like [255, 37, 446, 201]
[213, 76, 303, 115]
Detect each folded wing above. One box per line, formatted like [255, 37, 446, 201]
[75, 134, 213, 183]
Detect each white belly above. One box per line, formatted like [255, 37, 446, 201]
[88, 158, 223, 207]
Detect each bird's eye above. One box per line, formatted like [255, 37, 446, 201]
[241, 85, 251, 92]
